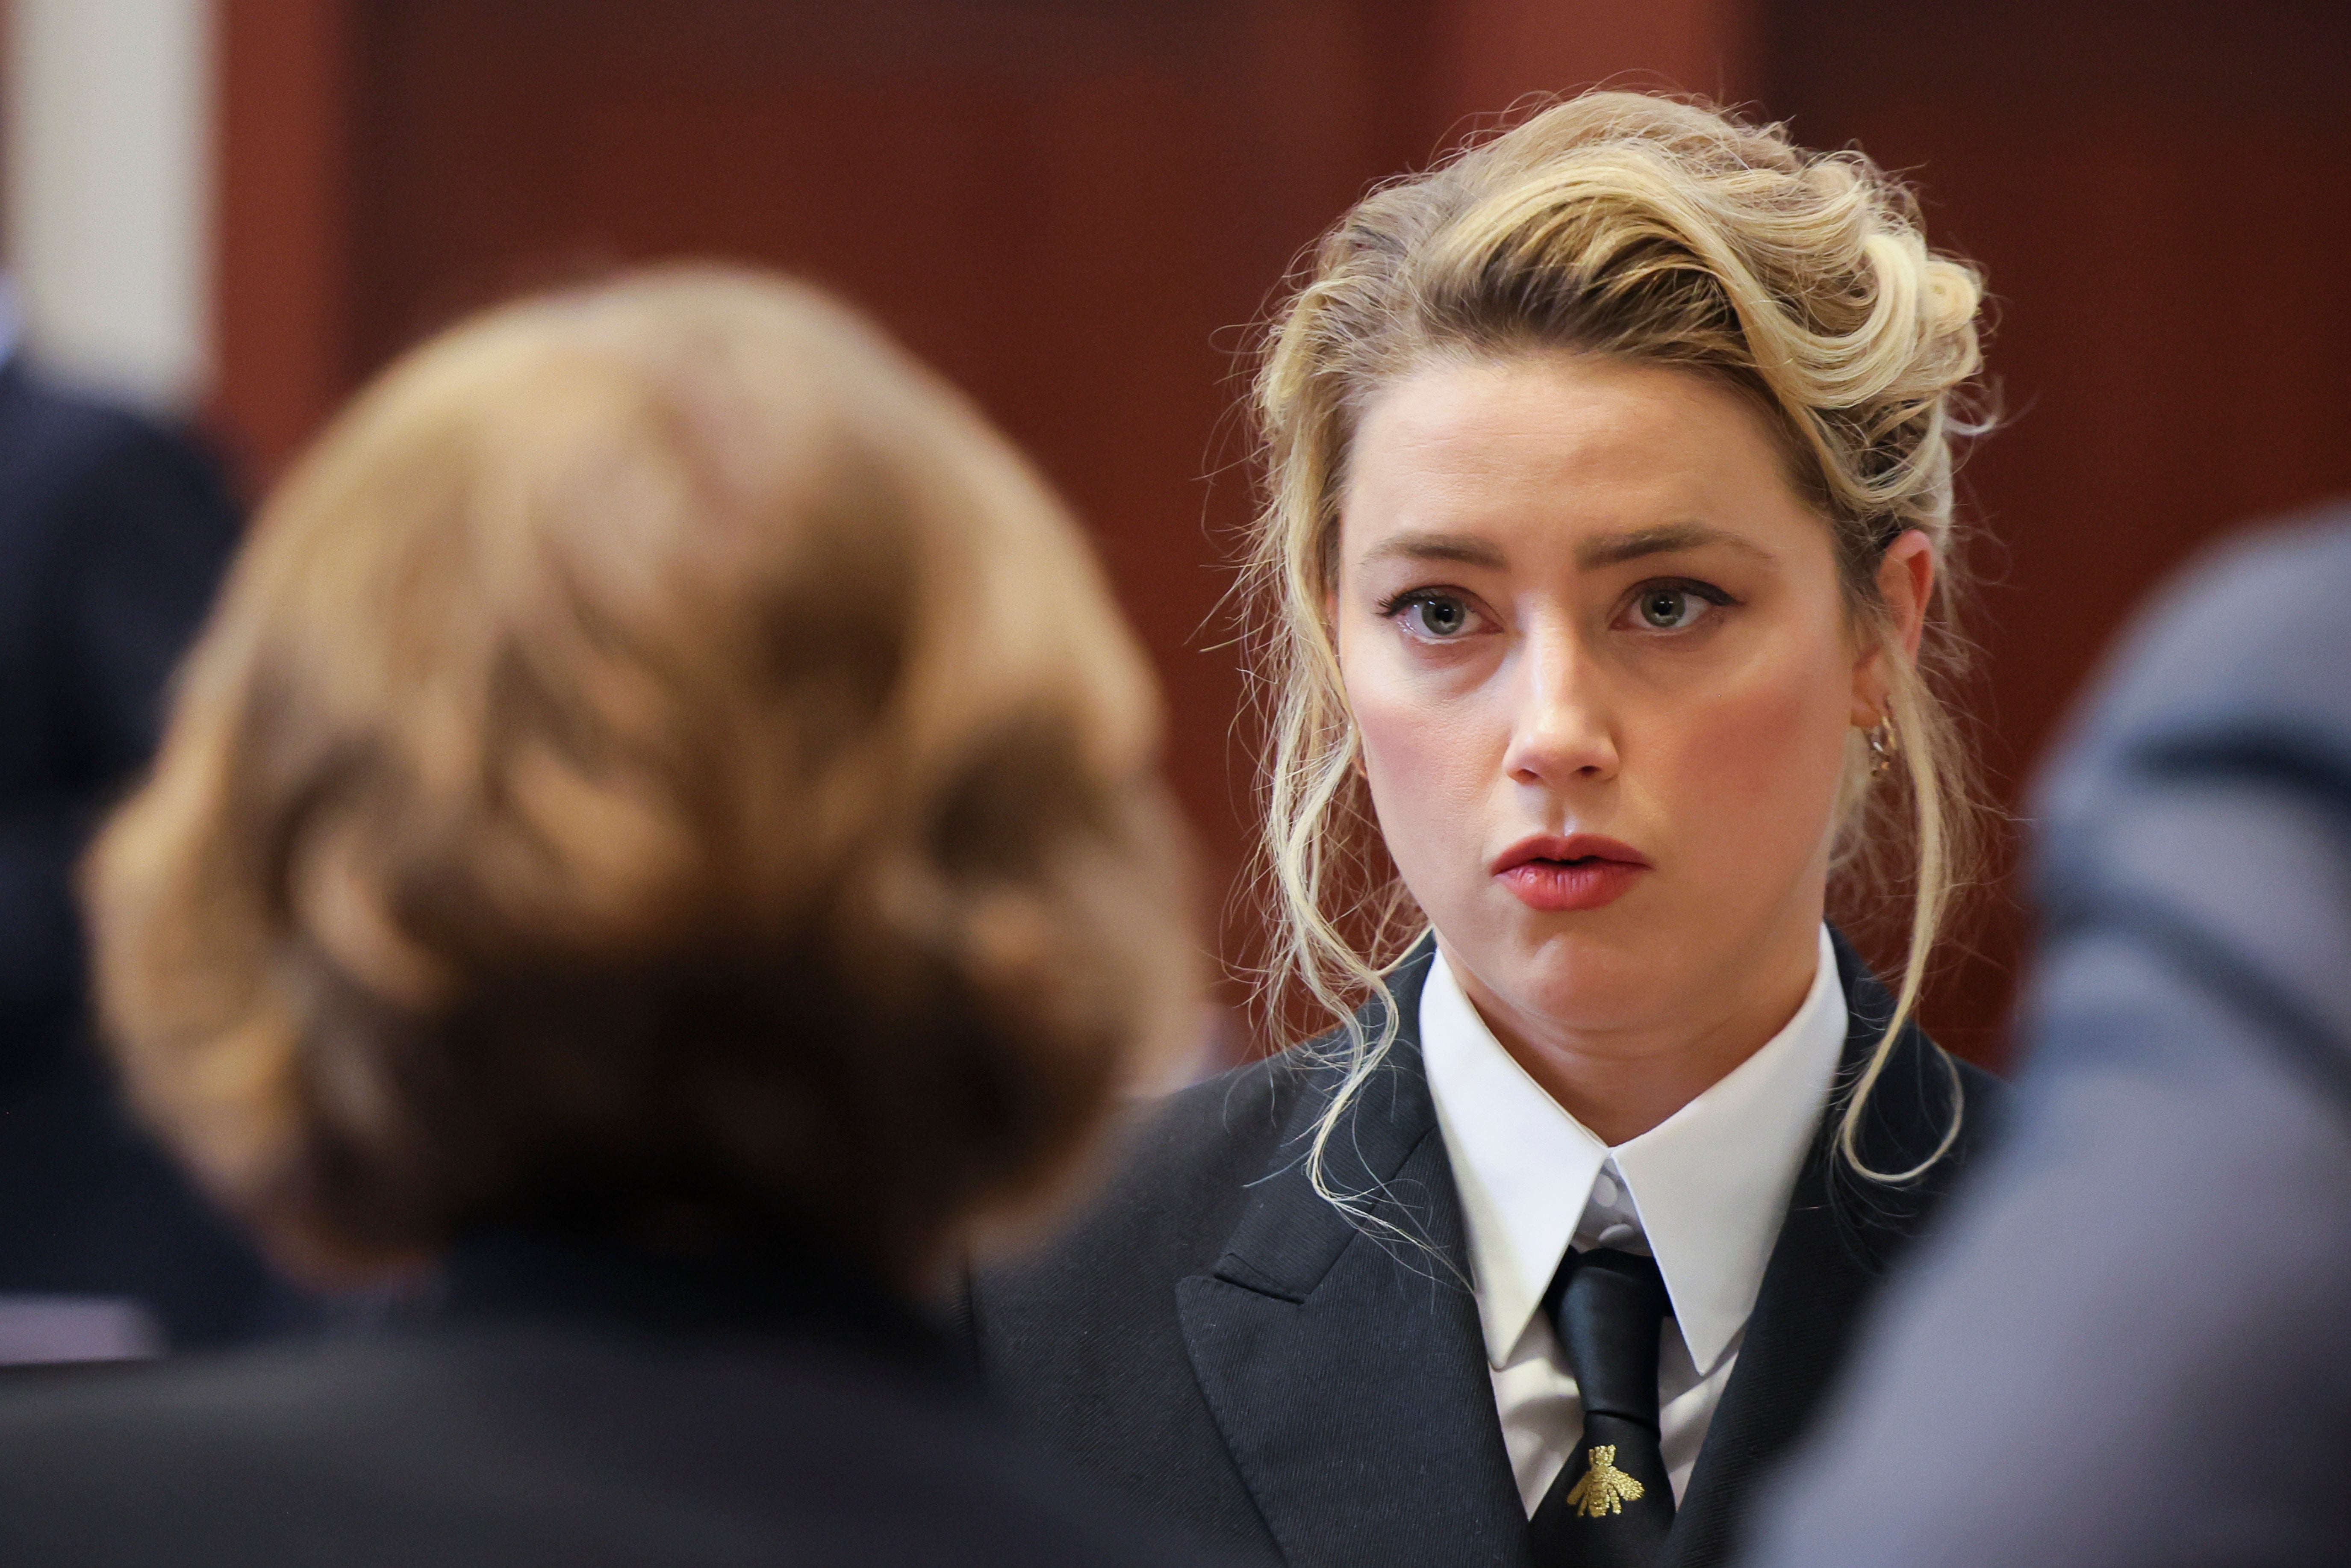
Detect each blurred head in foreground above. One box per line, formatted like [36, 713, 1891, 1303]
[84, 266, 1193, 1290]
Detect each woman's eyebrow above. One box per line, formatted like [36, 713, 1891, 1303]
[1359, 531, 1510, 569]
[1576, 522, 1773, 569]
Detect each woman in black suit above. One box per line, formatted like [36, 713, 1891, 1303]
[0, 267, 1207, 1566]
[970, 93, 2006, 1568]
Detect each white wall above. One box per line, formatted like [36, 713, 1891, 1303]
[5, 0, 212, 411]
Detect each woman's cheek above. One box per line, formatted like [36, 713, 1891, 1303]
[1668, 662, 1847, 863]
[1353, 680, 1488, 890]
[1355, 688, 1444, 834]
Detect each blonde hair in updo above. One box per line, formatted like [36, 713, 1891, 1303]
[1246, 91, 1989, 1203]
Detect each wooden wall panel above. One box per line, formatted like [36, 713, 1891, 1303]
[1426, 0, 1760, 132]
[1767, 0, 2351, 1063]
[210, 0, 360, 484]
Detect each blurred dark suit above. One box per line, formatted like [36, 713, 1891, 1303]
[0, 1232, 1224, 1567]
[1744, 508, 2351, 1568]
[0, 358, 289, 1347]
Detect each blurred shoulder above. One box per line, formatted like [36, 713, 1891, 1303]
[2049, 504, 2351, 784]
[0, 1322, 1215, 1567]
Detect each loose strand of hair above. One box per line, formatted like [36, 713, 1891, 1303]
[1835, 654, 1967, 1181]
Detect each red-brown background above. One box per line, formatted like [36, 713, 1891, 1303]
[212, 0, 2351, 1067]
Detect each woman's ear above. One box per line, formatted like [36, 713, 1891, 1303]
[1851, 529, 1936, 725]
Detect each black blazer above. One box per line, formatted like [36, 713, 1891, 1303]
[0, 1232, 1225, 1566]
[969, 931, 2005, 1568]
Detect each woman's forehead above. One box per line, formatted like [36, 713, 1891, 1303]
[1339, 356, 1820, 571]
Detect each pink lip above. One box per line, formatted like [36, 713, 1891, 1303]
[1491, 834, 1652, 913]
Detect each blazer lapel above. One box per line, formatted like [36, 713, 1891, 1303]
[1662, 930, 1975, 1568]
[1177, 947, 1530, 1568]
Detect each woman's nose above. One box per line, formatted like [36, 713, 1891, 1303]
[1500, 628, 1618, 786]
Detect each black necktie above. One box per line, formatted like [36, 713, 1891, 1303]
[1527, 1247, 1676, 1568]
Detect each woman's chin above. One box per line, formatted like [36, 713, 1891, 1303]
[1447, 914, 1668, 1019]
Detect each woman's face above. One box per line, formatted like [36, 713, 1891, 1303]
[1334, 353, 1915, 1059]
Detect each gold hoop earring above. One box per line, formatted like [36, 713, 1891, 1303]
[1866, 719, 1898, 778]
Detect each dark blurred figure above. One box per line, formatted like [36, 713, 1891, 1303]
[0, 266, 1214, 1566]
[0, 304, 291, 1353]
[1744, 506, 2351, 1568]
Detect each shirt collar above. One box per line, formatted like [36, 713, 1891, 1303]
[1421, 925, 1847, 1377]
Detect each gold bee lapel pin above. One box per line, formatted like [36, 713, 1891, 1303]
[1564, 1444, 1647, 1518]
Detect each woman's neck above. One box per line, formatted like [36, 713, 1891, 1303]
[1447, 925, 1823, 1147]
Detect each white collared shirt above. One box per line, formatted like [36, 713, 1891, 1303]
[1420, 925, 1847, 1512]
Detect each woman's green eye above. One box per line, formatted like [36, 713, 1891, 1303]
[1638, 588, 1698, 629]
[1411, 597, 1470, 636]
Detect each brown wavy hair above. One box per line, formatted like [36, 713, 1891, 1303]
[85, 266, 1195, 1285]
